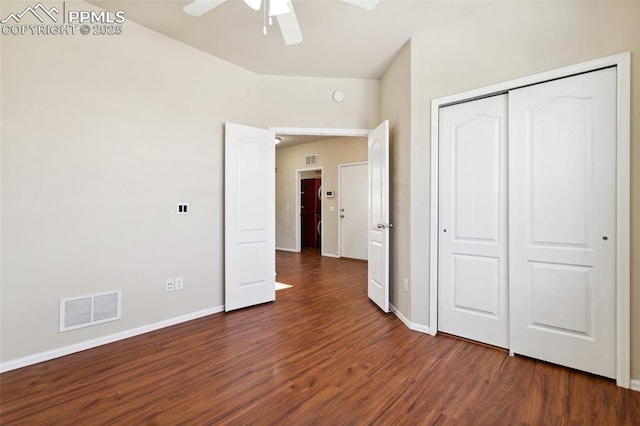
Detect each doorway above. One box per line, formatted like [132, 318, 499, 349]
[271, 123, 391, 312]
[272, 131, 370, 257]
[299, 169, 322, 252]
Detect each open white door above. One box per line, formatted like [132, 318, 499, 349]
[368, 121, 390, 312]
[225, 122, 275, 312]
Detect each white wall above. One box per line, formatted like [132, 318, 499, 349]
[1, 1, 257, 362]
[405, 1, 640, 378]
[255, 75, 379, 130]
[0, 1, 380, 366]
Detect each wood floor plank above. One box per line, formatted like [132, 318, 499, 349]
[1, 249, 638, 425]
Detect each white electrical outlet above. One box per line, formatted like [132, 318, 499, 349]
[403, 278, 409, 292]
[175, 277, 184, 291]
[166, 278, 175, 292]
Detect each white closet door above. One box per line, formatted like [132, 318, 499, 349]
[509, 68, 617, 378]
[438, 95, 509, 348]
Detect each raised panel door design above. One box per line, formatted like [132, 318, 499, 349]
[452, 254, 500, 318]
[454, 117, 500, 242]
[509, 68, 616, 378]
[529, 262, 592, 336]
[367, 121, 389, 313]
[438, 95, 509, 349]
[529, 98, 592, 247]
[225, 123, 275, 312]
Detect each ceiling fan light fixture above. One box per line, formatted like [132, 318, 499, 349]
[243, 0, 262, 11]
[269, 0, 291, 16]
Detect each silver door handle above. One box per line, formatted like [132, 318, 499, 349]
[377, 223, 393, 229]
[377, 223, 384, 229]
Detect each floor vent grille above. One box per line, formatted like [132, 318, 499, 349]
[60, 290, 121, 332]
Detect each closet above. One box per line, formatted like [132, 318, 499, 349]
[437, 67, 617, 378]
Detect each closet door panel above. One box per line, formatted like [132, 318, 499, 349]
[438, 94, 509, 348]
[509, 68, 617, 378]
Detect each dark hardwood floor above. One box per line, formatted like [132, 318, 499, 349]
[1, 250, 638, 424]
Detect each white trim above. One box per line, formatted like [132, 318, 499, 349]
[390, 304, 431, 334]
[630, 380, 640, 393]
[295, 167, 323, 253]
[428, 52, 631, 388]
[0, 305, 224, 373]
[269, 127, 369, 138]
[276, 247, 298, 253]
[322, 252, 340, 258]
[337, 161, 368, 259]
[614, 53, 631, 389]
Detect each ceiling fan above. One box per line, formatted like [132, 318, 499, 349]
[183, 0, 380, 46]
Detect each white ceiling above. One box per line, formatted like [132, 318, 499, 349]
[88, 0, 490, 79]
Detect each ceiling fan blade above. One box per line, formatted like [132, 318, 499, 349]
[244, 0, 261, 11]
[183, 0, 228, 16]
[276, 2, 303, 46]
[341, 0, 379, 10]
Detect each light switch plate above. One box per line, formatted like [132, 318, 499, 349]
[177, 203, 189, 215]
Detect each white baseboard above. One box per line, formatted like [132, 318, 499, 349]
[322, 252, 340, 258]
[0, 305, 224, 373]
[390, 304, 432, 335]
[276, 247, 298, 253]
[631, 379, 640, 392]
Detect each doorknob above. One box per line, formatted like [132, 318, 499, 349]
[377, 223, 384, 229]
[340, 215, 344, 218]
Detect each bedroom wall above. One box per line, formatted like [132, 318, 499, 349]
[255, 75, 379, 130]
[380, 41, 412, 322]
[275, 137, 367, 256]
[407, 0, 640, 379]
[0, 0, 257, 364]
[0, 1, 380, 366]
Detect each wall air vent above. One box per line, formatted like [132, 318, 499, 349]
[60, 290, 122, 332]
[305, 154, 318, 165]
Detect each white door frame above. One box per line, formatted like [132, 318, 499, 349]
[428, 52, 631, 387]
[295, 166, 324, 253]
[270, 126, 369, 257]
[338, 161, 368, 258]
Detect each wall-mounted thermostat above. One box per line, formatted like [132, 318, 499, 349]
[325, 190, 334, 198]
